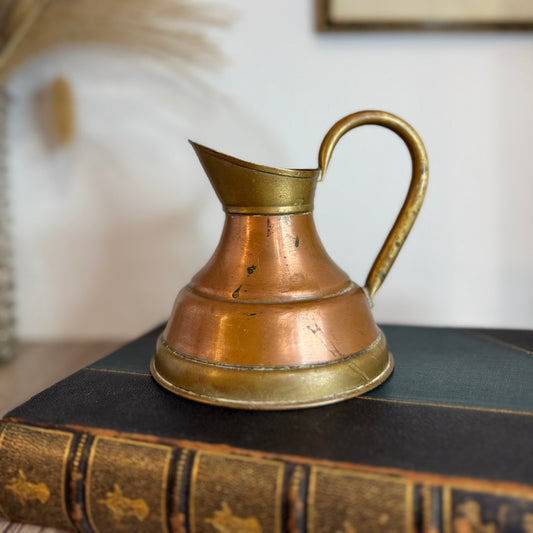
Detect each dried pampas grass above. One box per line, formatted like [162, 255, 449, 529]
[0, 0, 230, 360]
[0, 0, 229, 81]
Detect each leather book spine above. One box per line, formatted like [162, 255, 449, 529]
[1, 421, 533, 532]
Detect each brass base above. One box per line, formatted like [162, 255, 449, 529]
[150, 330, 394, 410]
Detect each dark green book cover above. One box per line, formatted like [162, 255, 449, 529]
[0, 325, 532, 532]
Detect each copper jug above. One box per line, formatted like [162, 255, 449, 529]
[151, 111, 428, 409]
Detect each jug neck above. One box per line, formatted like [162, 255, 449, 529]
[191, 141, 321, 215]
[189, 213, 353, 304]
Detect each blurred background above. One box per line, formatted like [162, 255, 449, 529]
[5, 0, 533, 344]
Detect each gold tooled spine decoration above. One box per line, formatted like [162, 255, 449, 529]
[335, 522, 357, 533]
[205, 501, 262, 533]
[421, 484, 441, 533]
[5, 469, 51, 505]
[98, 483, 149, 522]
[68, 433, 87, 529]
[287, 466, 306, 533]
[170, 448, 192, 533]
[0, 423, 74, 530]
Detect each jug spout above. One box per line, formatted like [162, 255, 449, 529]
[190, 141, 321, 215]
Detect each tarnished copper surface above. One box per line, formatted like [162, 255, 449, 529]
[152, 110, 428, 409]
[163, 213, 378, 367]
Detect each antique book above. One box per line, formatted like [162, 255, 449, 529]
[0, 325, 532, 533]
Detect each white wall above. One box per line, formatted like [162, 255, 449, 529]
[8, 0, 533, 339]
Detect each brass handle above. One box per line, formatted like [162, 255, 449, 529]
[318, 111, 429, 306]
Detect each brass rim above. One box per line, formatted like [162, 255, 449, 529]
[150, 333, 394, 410]
[189, 140, 320, 179]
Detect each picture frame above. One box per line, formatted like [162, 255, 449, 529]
[316, 0, 533, 31]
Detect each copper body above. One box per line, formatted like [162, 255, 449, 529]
[164, 214, 378, 367]
[151, 111, 428, 409]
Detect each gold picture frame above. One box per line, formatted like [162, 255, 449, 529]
[316, 0, 533, 31]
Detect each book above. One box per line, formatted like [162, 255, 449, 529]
[0, 324, 532, 533]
